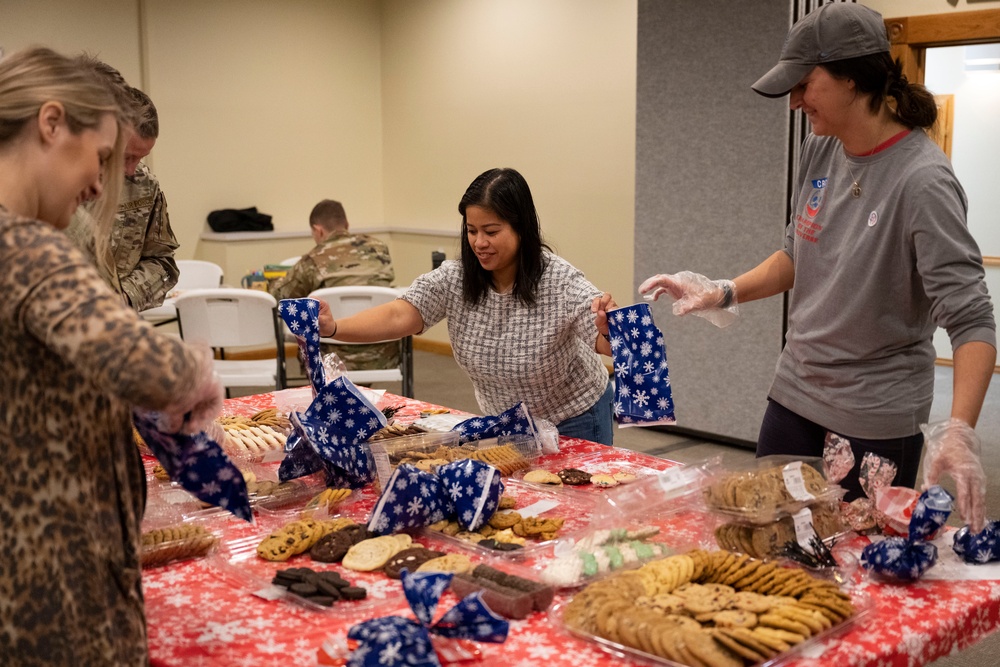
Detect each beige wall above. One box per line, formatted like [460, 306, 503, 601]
[0, 0, 142, 83]
[142, 0, 385, 265]
[379, 0, 637, 342]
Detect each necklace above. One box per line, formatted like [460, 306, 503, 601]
[846, 160, 864, 198]
[844, 116, 894, 199]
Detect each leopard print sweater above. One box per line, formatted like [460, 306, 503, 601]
[0, 208, 201, 666]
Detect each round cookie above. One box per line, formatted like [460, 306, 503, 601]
[524, 469, 563, 485]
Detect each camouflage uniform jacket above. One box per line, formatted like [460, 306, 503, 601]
[66, 162, 180, 312]
[269, 230, 399, 370]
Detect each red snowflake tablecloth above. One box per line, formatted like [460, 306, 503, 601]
[144, 391, 1000, 667]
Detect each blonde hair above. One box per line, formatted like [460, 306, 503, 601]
[0, 46, 126, 260]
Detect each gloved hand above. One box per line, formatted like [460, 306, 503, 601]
[158, 342, 225, 436]
[922, 418, 987, 533]
[638, 271, 739, 328]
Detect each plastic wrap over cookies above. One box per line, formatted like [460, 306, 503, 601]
[607, 303, 675, 426]
[279, 375, 387, 488]
[953, 521, 1000, 564]
[452, 402, 537, 444]
[367, 464, 450, 535]
[861, 486, 953, 581]
[279, 297, 326, 391]
[347, 570, 508, 667]
[133, 411, 252, 522]
[438, 459, 504, 532]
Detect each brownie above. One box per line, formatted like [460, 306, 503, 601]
[558, 468, 592, 485]
[450, 573, 534, 619]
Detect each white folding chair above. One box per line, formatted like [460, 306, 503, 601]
[139, 260, 225, 327]
[174, 288, 285, 393]
[307, 286, 413, 397]
[175, 260, 224, 290]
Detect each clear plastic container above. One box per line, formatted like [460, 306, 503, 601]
[703, 455, 847, 524]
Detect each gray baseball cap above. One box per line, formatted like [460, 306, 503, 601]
[752, 3, 890, 98]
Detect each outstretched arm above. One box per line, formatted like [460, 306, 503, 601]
[318, 298, 424, 341]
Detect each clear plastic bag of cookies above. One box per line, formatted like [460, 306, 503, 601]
[702, 455, 847, 524]
[242, 463, 328, 512]
[713, 501, 850, 561]
[141, 517, 221, 568]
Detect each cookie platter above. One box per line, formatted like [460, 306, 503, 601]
[420, 478, 597, 561]
[514, 449, 675, 492]
[550, 549, 873, 667]
[703, 457, 846, 524]
[209, 515, 411, 617]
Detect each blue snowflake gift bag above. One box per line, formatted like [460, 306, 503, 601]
[953, 521, 1000, 564]
[278, 297, 326, 392]
[133, 411, 252, 522]
[279, 375, 387, 488]
[861, 485, 953, 581]
[607, 303, 676, 426]
[438, 459, 504, 532]
[451, 402, 537, 445]
[367, 464, 450, 535]
[346, 570, 508, 667]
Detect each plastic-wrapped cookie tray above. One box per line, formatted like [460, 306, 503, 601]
[703, 456, 847, 525]
[209, 516, 409, 617]
[418, 478, 598, 562]
[371, 433, 543, 489]
[140, 508, 224, 569]
[513, 449, 677, 493]
[548, 553, 874, 667]
[712, 500, 851, 562]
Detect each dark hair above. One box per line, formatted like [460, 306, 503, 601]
[458, 168, 550, 307]
[73, 54, 140, 129]
[129, 87, 159, 139]
[822, 52, 937, 129]
[309, 199, 348, 231]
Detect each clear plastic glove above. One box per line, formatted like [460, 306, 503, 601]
[158, 342, 225, 435]
[638, 271, 739, 328]
[922, 418, 987, 532]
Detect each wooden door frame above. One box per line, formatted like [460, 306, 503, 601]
[885, 7, 1000, 269]
[885, 8, 1000, 83]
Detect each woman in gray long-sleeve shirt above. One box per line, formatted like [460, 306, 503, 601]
[639, 4, 995, 529]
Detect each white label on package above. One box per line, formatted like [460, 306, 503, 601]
[253, 585, 286, 601]
[656, 467, 690, 495]
[372, 450, 392, 487]
[782, 461, 816, 502]
[792, 507, 816, 553]
[517, 499, 560, 518]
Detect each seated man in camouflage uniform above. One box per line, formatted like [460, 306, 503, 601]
[66, 64, 179, 312]
[269, 199, 398, 370]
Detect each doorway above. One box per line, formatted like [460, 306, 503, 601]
[885, 8, 1000, 370]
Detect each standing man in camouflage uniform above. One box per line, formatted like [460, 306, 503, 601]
[269, 199, 398, 370]
[67, 64, 179, 312]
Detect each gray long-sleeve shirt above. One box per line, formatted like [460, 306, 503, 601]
[770, 130, 995, 439]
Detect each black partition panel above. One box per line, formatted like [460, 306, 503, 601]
[635, 0, 795, 445]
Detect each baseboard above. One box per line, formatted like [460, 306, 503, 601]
[214, 343, 297, 361]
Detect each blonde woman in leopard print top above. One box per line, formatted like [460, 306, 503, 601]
[0, 47, 222, 666]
